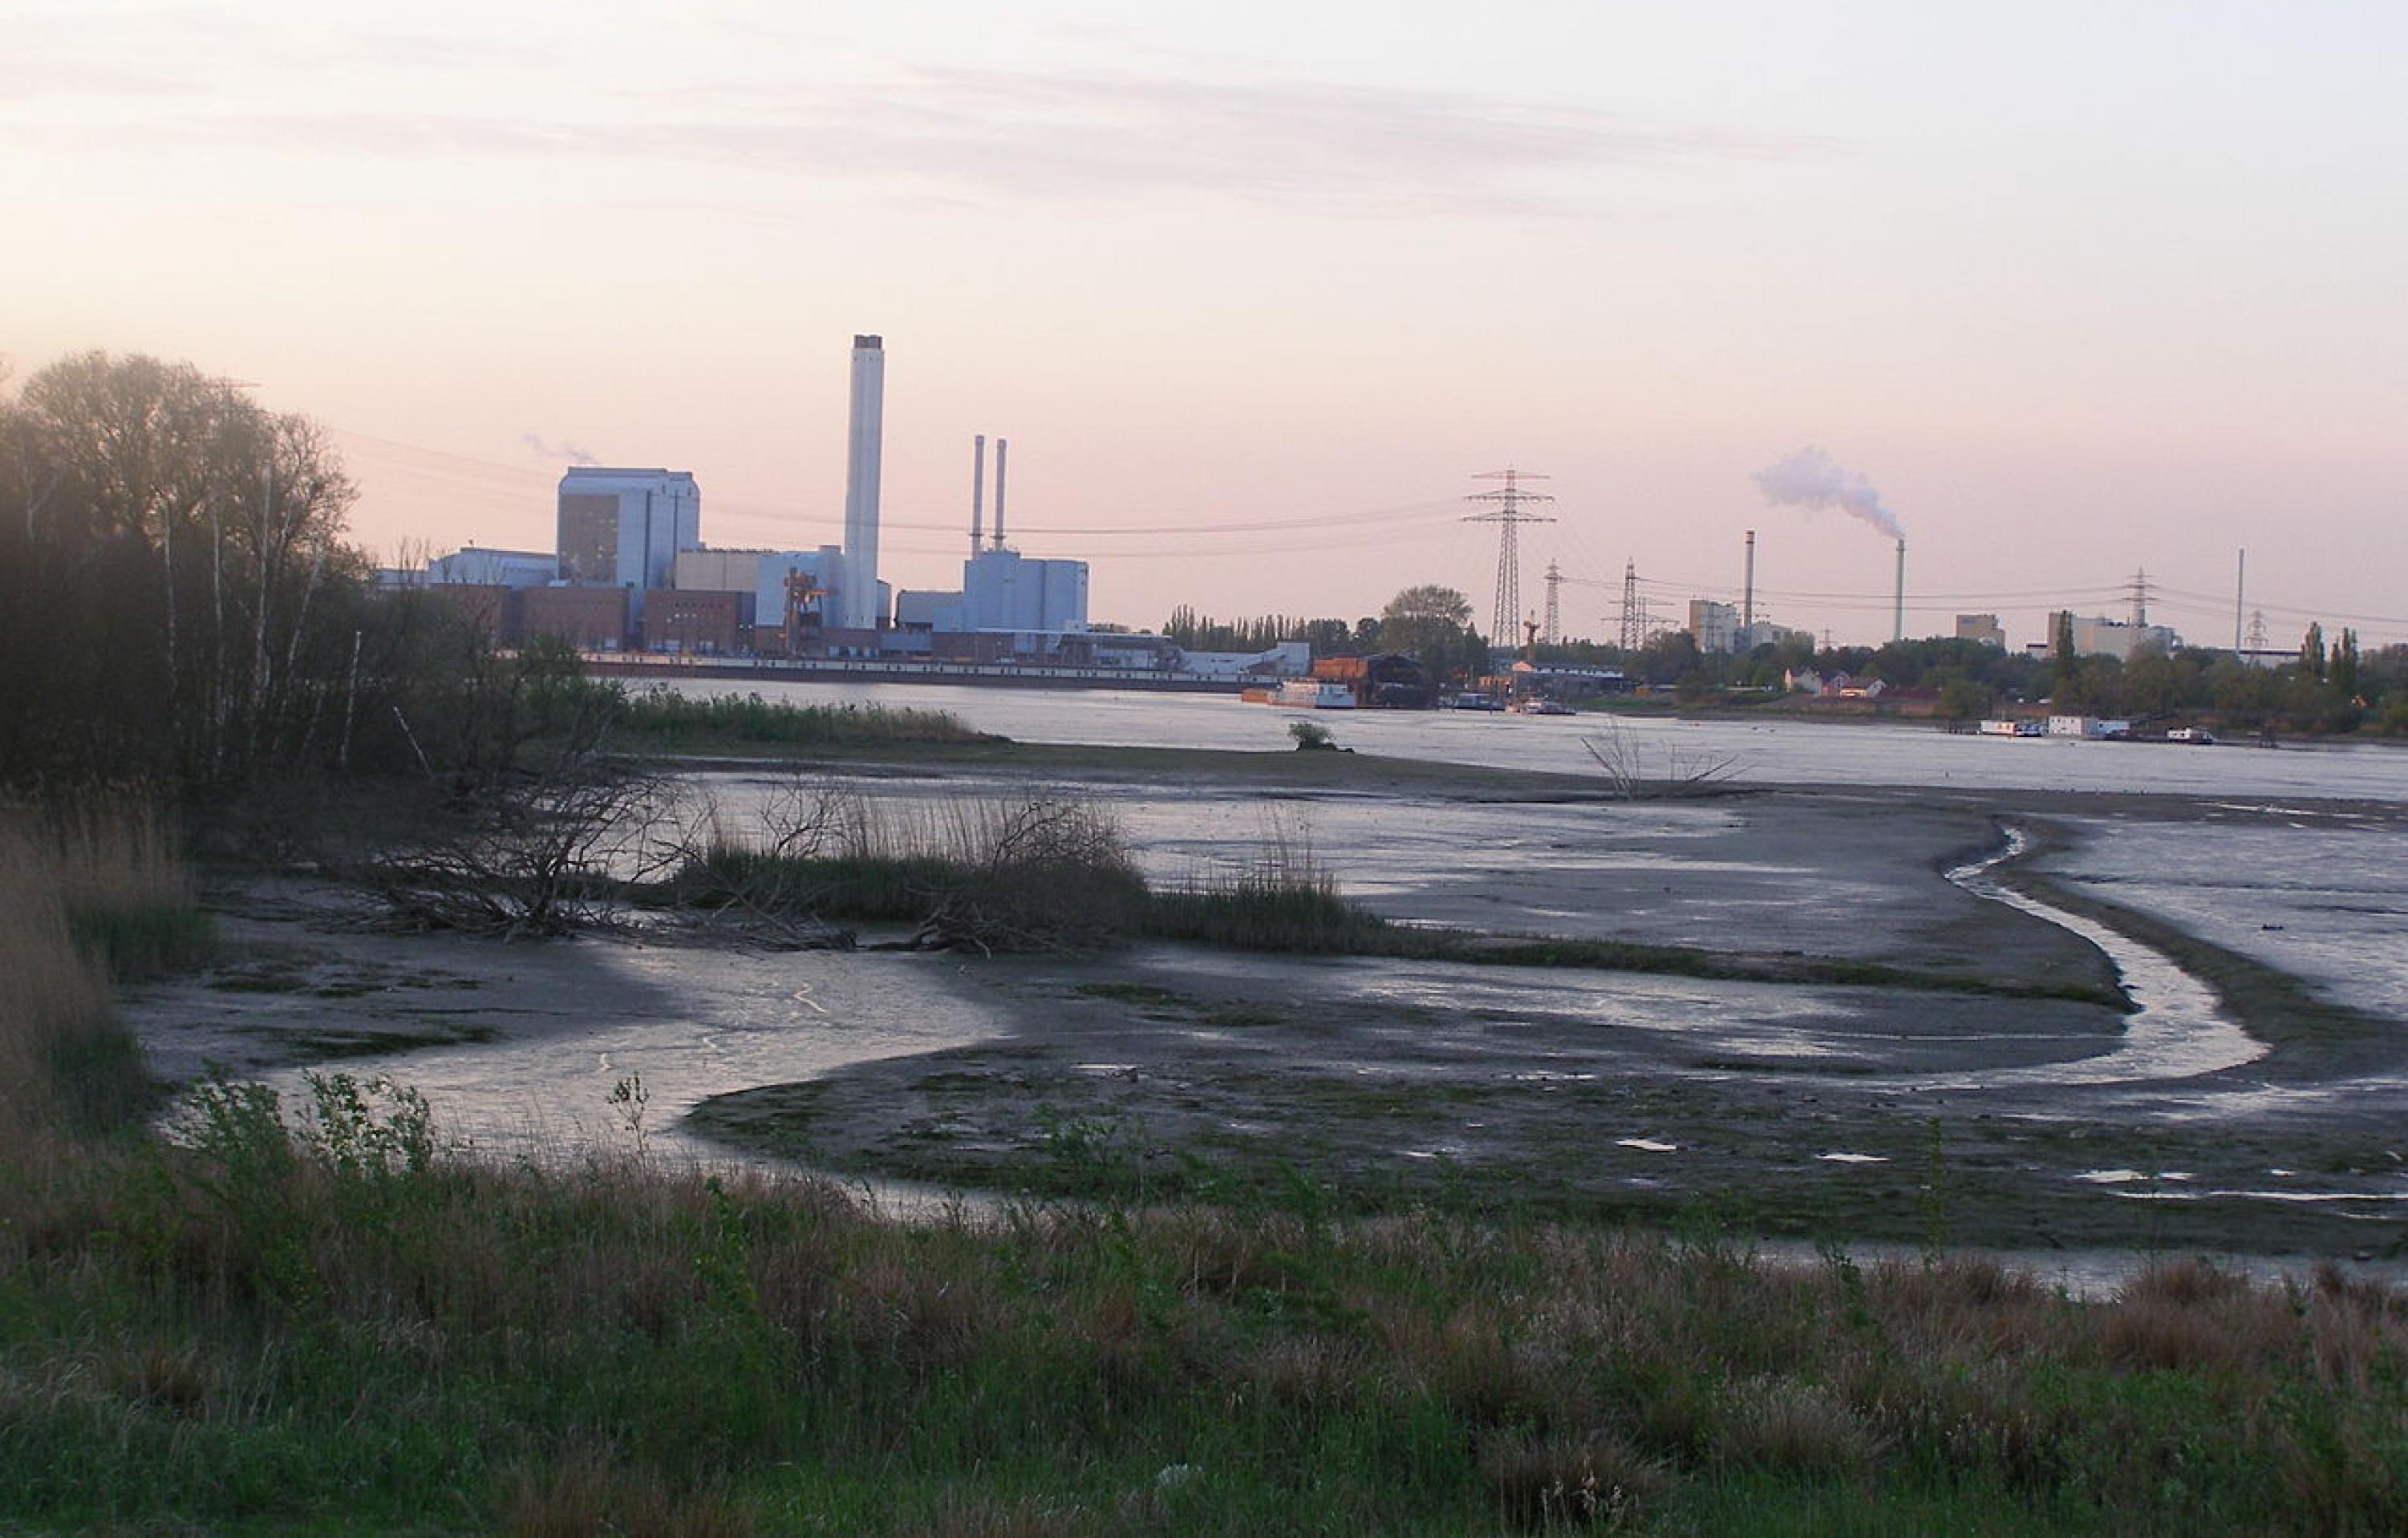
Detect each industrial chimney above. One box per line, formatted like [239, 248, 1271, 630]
[970, 435, 986, 556]
[992, 437, 1008, 550]
[1892, 538, 1905, 644]
[1743, 530, 1757, 630]
[841, 334, 885, 630]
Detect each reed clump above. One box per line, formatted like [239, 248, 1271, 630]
[672, 787, 1147, 951]
[0, 800, 183, 1139]
[614, 688, 990, 750]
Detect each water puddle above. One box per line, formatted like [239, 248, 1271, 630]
[1920, 827, 2266, 1088]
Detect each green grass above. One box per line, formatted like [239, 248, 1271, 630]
[6, 1075, 2408, 1535]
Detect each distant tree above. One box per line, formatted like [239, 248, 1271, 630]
[2334, 627, 2361, 699]
[1935, 674, 1992, 722]
[2120, 647, 2187, 718]
[1640, 629, 1701, 687]
[1, 350, 367, 787]
[2301, 621, 2327, 681]
[1378, 585, 1473, 655]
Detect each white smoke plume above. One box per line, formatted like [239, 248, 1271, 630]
[522, 433, 599, 467]
[1753, 447, 1902, 540]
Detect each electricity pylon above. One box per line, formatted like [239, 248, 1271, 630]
[1462, 467, 1555, 643]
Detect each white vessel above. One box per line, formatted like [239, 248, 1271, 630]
[1276, 679, 1357, 710]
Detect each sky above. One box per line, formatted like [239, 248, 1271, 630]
[5, 0, 2403, 651]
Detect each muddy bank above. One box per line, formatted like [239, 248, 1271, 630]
[121, 761, 2408, 1263]
[682, 780, 2408, 1261]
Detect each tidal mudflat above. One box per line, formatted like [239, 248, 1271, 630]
[126, 747, 2408, 1271]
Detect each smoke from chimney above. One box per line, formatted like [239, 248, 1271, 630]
[522, 434, 599, 467]
[1754, 447, 1903, 541]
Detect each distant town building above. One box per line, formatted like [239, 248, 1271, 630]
[1956, 613, 2007, 649]
[1735, 620, 1800, 652]
[2032, 611, 2182, 663]
[1686, 599, 1738, 655]
[556, 467, 700, 590]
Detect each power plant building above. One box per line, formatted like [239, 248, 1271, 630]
[424, 547, 559, 588]
[2038, 611, 2182, 663]
[1956, 613, 2008, 649]
[556, 468, 700, 589]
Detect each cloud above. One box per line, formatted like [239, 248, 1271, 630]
[10, 55, 1824, 217]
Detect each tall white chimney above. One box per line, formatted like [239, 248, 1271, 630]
[1892, 538, 1905, 644]
[971, 435, 986, 556]
[992, 437, 1008, 550]
[1743, 529, 1757, 630]
[841, 334, 885, 629]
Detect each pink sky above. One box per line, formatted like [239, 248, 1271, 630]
[6, 1, 2402, 649]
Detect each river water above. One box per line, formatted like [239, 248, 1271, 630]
[659, 674, 2408, 800]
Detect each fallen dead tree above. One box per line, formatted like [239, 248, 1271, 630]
[355, 762, 677, 939]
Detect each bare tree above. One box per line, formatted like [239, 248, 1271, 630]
[357, 763, 680, 938]
[1580, 724, 1743, 799]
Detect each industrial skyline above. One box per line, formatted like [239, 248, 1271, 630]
[5, 2, 2402, 650]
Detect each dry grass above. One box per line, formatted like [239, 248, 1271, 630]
[1478, 1428, 1668, 1529]
[2102, 1259, 2300, 1374]
[0, 811, 136, 1142]
[499, 1450, 759, 1538]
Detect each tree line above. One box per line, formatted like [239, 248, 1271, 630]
[1163, 581, 2402, 732]
[0, 350, 580, 795]
[1163, 585, 1494, 687]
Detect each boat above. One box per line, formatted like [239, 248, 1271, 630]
[1447, 693, 1506, 712]
[1275, 679, 1357, 710]
[2164, 727, 2216, 745]
[1510, 698, 1575, 716]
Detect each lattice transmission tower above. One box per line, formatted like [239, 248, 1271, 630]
[1617, 560, 1644, 652]
[1462, 467, 1555, 643]
[1541, 561, 1563, 646]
